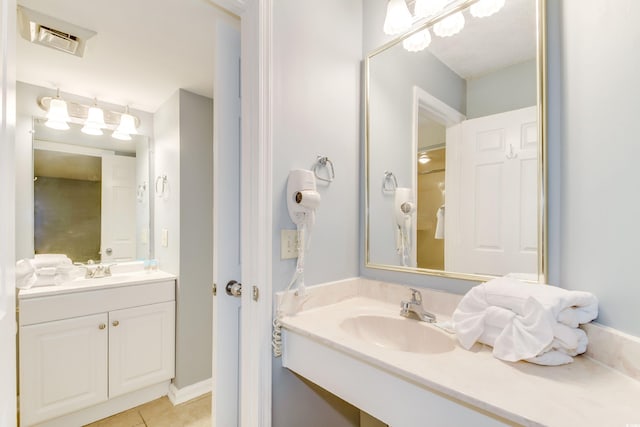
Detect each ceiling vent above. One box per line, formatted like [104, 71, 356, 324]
[17, 6, 97, 58]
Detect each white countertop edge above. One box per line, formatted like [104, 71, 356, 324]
[279, 297, 640, 427]
[18, 270, 177, 299]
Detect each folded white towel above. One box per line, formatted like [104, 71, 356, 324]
[479, 277, 598, 326]
[31, 254, 72, 269]
[453, 277, 598, 365]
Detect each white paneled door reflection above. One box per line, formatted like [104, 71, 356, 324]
[447, 106, 537, 277]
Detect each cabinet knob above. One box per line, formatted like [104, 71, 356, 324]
[99, 323, 106, 330]
[112, 320, 120, 327]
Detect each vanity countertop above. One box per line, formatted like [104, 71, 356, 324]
[280, 296, 640, 427]
[18, 270, 177, 299]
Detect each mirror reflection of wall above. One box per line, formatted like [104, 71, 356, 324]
[366, 0, 543, 281]
[34, 149, 102, 262]
[31, 117, 150, 263]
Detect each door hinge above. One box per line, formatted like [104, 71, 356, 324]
[252, 286, 259, 301]
[212, 283, 217, 296]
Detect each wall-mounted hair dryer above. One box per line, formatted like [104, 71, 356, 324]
[394, 187, 414, 267]
[287, 169, 321, 228]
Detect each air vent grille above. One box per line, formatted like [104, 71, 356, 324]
[37, 25, 80, 55]
[17, 6, 96, 58]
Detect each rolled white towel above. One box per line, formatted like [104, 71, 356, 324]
[15, 259, 37, 289]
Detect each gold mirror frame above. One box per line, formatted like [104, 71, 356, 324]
[364, 0, 547, 283]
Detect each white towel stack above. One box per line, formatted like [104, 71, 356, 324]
[452, 277, 598, 366]
[16, 254, 74, 289]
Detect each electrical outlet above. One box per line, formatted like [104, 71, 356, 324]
[280, 229, 299, 259]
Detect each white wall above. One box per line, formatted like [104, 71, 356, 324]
[550, 0, 640, 337]
[271, 1, 362, 426]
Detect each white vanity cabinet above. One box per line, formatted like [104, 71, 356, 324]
[18, 276, 176, 427]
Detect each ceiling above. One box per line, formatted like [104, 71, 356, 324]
[424, 0, 536, 79]
[16, 0, 227, 113]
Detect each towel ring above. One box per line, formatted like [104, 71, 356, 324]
[382, 171, 398, 194]
[313, 156, 335, 183]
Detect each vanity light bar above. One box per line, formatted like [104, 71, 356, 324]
[38, 96, 141, 129]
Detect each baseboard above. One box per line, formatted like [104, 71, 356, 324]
[168, 378, 212, 406]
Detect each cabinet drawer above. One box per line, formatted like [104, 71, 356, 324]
[20, 280, 175, 326]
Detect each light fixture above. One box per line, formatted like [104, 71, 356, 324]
[81, 100, 106, 136]
[433, 11, 465, 38]
[414, 0, 447, 19]
[112, 107, 138, 141]
[470, 0, 506, 18]
[44, 89, 70, 130]
[383, 0, 412, 35]
[38, 93, 140, 137]
[403, 29, 432, 52]
[418, 152, 431, 164]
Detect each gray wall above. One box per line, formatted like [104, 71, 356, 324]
[153, 89, 213, 388]
[271, 0, 362, 426]
[361, 0, 640, 338]
[466, 59, 537, 119]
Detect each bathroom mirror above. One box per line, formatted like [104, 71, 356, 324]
[32, 118, 151, 263]
[365, 0, 546, 282]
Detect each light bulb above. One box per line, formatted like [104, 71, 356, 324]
[414, 0, 447, 18]
[418, 153, 431, 164]
[45, 97, 70, 130]
[383, 0, 412, 35]
[470, 0, 505, 18]
[433, 11, 465, 38]
[403, 29, 432, 52]
[82, 105, 106, 136]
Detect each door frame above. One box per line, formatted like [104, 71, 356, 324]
[0, 0, 17, 425]
[211, 1, 274, 426]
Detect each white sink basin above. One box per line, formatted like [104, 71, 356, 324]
[340, 315, 455, 354]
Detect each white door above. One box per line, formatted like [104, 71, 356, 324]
[0, 0, 17, 424]
[451, 106, 538, 276]
[19, 313, 108, 426]
[108, 302, 175, 398]
[212, 16, 242, 427]
[101, 154, 137, 262]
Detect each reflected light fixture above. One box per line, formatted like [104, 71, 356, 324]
[383, 0, 412, 35]
[418, 152, 431, 164]
[403, 29, 432, 52]
[470, 0, 506, 18]
[44, 89, 70, 130]
[112, 107, 137, 141]
[414, 0, 447, 19]
[81, 99, 106, 135]
[433, 11, 465, 37]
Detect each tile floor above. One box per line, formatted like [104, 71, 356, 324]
[84, 393, 211, 427]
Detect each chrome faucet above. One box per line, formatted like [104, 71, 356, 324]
[400, 288, 436, 323]
[75, 262, 115, 279]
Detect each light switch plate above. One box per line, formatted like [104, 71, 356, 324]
[161, 228, 169, 247]
[281, 229, 298, 259]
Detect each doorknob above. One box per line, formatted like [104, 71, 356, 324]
[105, 247, 113, 256]
[225, 280, 242, 297]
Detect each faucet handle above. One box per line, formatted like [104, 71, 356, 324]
[409, 288, 423, 305]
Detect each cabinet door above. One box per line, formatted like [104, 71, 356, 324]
[108, 302, 175, 398]
[19, 313, 108, 426]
